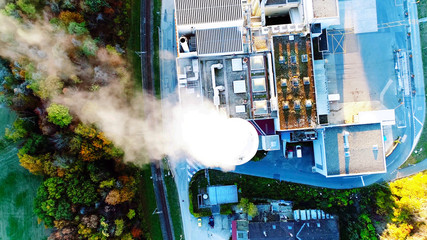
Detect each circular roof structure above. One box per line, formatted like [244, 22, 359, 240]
[224, 118, 259, 165]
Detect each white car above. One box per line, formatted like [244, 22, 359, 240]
[296, 145, 302, 158]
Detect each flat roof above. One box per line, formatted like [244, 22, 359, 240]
[324, 123, 386, 176]
[207, 185, 238, 205]
[175, 0, 243, 26]
[312, 0, 338, 18]
[196, 27, 243, 55]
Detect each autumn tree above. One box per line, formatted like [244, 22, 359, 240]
[59, 11, 84, 26]
[47, 103, 72, 128]
[18, 153, 47, 175]
[380, 172, 427, 239]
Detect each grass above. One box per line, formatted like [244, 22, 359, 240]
[401, 19, 427, 167]
[164, 172, 185, 240]
[136, 165, 163, 240]
[127, 0, 142, 91]
[418, 0, 427, 19]
[0, 108, 48, 240]
[153, 0, 162, 98]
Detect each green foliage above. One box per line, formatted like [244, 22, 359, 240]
[1, 3, 19, 17]
[85, 0, 108, 13]
[238, 198, 258, 217]
[34, 177, 72, 227]
[47, 103, 72, 128]
[220, 203, 233, 215]
[82, 38, 99, 56]
[67, 21, 89, 36]
[16, 0, 36, 17]
[5, 118, 28, 141]
[127, 209, 136, 220]
[18, 134, 47, 156]
[99, 178, 115, 189]
[66, 177, 98, 205]
[114, 219, 124, 236]
[37, 75, 63, 99]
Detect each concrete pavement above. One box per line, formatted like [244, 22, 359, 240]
[158, 0, 427, 239]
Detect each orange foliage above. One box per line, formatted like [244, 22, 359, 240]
[131, 227, 142, 238]
[104, 188, 135, 205]
[59, 11, 84, 26]
[104, 8, 114, 15]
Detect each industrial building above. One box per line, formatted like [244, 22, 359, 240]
[174, 0, 392, 177]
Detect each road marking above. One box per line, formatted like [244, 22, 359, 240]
[414, 115, 423, 126]
[401, 134, 407, 143]
[380, 79, 393, 102]
[360, 176, 365, 186]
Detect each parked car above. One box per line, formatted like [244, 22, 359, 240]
[209, 216, 214, 228]
[296, 145, 302, 158]
[198, 218, 202, 227]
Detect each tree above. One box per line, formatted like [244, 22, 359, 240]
[34, 177, 73, 227]
[16, 0, 36, 17]
[85, 0, 108, 13]
[238, 198, 258, 217]
[67, 22, 89, 36]
[5, 118, 29, 141]
[59, 11, 84, 26]
[82, 38, 98, 56]
[19, 153, 47, 175]
[47, 103, 72, 128]
[66, 178, 98, 205]
[37, 75, 63, 100]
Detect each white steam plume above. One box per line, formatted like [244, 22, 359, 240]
[57, 85, 257, 170]
[0, 15, 75, 77]
[0, 14, 257, 170]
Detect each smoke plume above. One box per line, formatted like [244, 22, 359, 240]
[57, 85, 256, 170]
[0, 14, 257, 170]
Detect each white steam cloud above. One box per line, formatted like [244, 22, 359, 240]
[0, 14, 257, 170]
[57, 86, 258, 170]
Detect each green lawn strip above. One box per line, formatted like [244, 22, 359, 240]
[196, 170, 392, 240]
[153, 0, 162, 98]
[402, 22, 427, 167]
[136, 165, 163, 240]
[127, 0, 142, 91]
[418, 0, 427, 19]
[164, 173, 185, 240]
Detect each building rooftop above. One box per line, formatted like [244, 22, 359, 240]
[273, 34, 317, 130]
[175, 0, 243, 26]
[196, 27, 243, 55]
[312, 0, 338, 18]
[248, 219, 339, 240]
[324, 123, 386, 176]
[207, 185, 238, 205]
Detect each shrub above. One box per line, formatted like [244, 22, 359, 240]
[85, 0, 108, 13]
[68, 22, 89, 36]
[47, 103, 72, 128]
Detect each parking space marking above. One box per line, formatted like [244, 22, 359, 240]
[380, 79, 394, 102]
